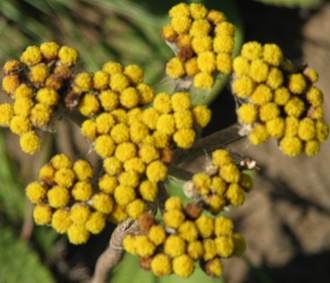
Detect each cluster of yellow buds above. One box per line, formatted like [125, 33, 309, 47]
[232, 41, 329, 157]
[73, 66, 211, 224]
[163, 2, 235, 89]
[188, 149, 253, 213]
[123, 200, 245, 278]
[0, 42, 79, 154]
[25, 154, 112, 245]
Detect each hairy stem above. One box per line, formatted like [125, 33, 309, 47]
[91, 219, 138, 283]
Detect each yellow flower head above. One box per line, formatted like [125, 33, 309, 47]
[173, 254, 195, 278]
[146, 160, 167, 183]
[58, 46, 79, 66]
[26, 181, 47, 204]
[151, 254, 172, 277]
[51, 208, 71, 234]
[120, 87, 140, 109]
[110, 73, 130, 92]
[115, 142, 137, 162]
[139, 180, 158, 202]
[127, 199, 145, 219]
[166, 57, 185, 79]
[86, 211, 106, 234]
[20, 45, 42, 66]
[215, 236, 234, 257]
[114, 185, 136, 206]
[79, 93, 100, 117]
[33, 204, 52, 225]
[197, 51, 216, 73]
[19, 131, 41, 155]
[179, 221, 198, 242]
[164, 209, 185, 229]
[81, 119, 97, 140]
[92, 193, 114, 214]
[102, 61, 123, 75]
[193, 72, 214, 89]
[40, 42, 59, 60]
[164, 235, 186, 257]
[279, 136, 302, 157]
[196, 214, 214, 238]
[72, 181, 92, 201]
[187, 241, 203, 259]
[124, 64, 144, 84]
[36, 88, 59, 106]
[174, 129, 196, 149]
[137, 83, 155, 104]
[98, 174, 117, 194]
[99, 90, 118, 111]
[288, 73, 306, 95]
[93, 70, 109, 90]
[30, 103, 52, 128]
[148, 224, 166, 246]
[103, 157, 122, 176]
[54, 168, 75, 188]
[70, 203, 91, 224]
[94, 135, 115, 158]
[47, 185, 70, 208]
[192, 105, 211, 128]
[96, 112, 115, 135]
[0, 103, 14, 126]
[74, 72, 92, 93]
[67, 223, 90, 245]
[73, 160, 93, 181]
[237, 104, 257, 124]
[232, 76, 255, 98]
[241, 41, 262, 61]
[248, 124, 269, 145]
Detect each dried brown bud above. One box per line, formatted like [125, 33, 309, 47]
[45, 74, 63, 90]
[54, 64, 72, 79]
[138, 212, 155, 234]
[161, 148, 174, 164]
[139, 257, 152, 271]
[65, 92, 81, 110]
[177, 46, 194, 62]
[184, 202, 203, 219]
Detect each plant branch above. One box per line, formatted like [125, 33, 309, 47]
[91, 219, 138, 283]
[174, 123, 243, 165]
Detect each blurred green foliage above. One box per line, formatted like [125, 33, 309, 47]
[253, 0, 324, 8]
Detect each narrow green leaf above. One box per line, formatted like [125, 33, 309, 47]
[110, 253, 157, 283]
[253, 0, 323, 8]
[160, 266, 225, 283]
[0, 132, 25, 221]
[0, 225, 55, 283]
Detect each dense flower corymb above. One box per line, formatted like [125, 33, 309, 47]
[163, 2, 236, 89]
[0, 42, 79, 154]
[232, 41, 329, 157]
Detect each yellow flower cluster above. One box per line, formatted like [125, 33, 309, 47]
[123, 205, 245, 278]
[190, 149, 252, 212]
[26, 154, 112, 245]
[78, 84, 211, 223]
[163, 2, 235, 89]
[0, 42, 79, 154]
[232, 41, 329, 157]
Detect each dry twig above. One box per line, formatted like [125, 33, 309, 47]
[91, 219, 138, 283]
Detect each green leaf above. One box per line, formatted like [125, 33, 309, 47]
[0, 225, 55, 283]
[0, 131, 25, 221]
[160, 266, 225, 283]
[252, 0, 324, 8]
[110, 253, 157, 283]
